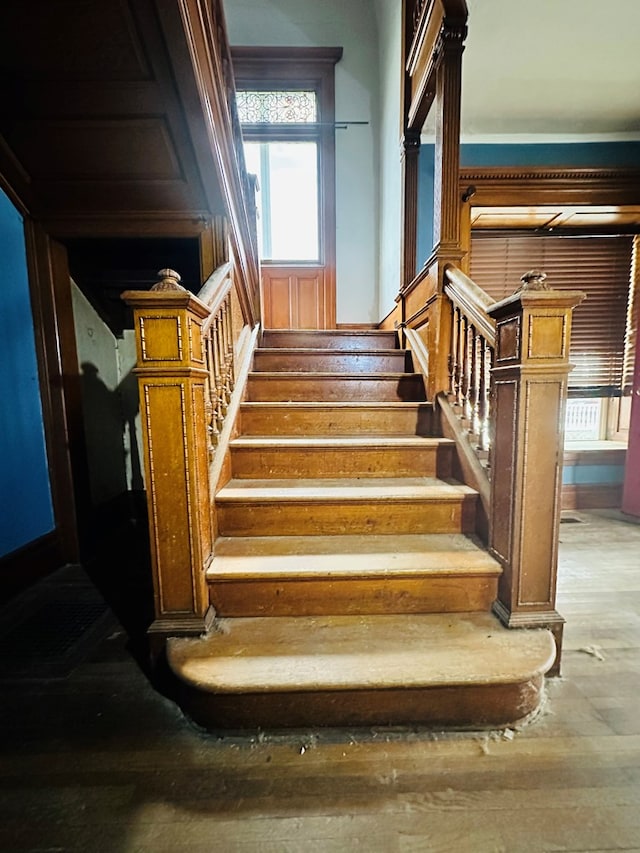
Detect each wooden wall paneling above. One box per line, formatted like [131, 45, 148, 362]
[0, 0, 216, 220]
[24, 223, 84, 563]
[199, 216, 229, 283]
[488, 288, 585, 674]
[155, 0, 259, 327]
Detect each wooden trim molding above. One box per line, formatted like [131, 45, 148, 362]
[460, 167, 640, 207]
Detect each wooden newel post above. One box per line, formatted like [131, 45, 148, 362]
[122, 270, 214, 641]
[487, 272, 585, 674]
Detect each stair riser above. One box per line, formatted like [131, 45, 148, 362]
[262, 331, 397, 351]
[239, 404, 435, 436]
[253, 351, 408, 374]
[217, 498, 477, 536]
[177, 678, 545, 729]
[246, 375, 427, 402]
[209, 576, 498, 616]
[229, 446, 453, 479]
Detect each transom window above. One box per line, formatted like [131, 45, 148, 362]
[236, 90, 317, 124]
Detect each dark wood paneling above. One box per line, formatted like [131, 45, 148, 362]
[0, 0, 221, 223]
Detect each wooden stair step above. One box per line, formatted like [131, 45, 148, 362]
[215, 477, 478, 536]
[239, 401, 435, 436]
[167, 612, 556, 729]
[246, 372, 427, 402]
[229, 435, 454, 479]
[207, 533, 501, 616]
[262, 330, 397, 350]
[253, 348, 409, 374]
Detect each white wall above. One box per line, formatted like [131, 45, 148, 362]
[225, 0, 381, 323]
[373, 0, 402, 318]
[71, 281, 144, 503]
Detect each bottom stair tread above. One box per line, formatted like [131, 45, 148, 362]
[209, 533, 500, 579]
[168, 612, 554, 693]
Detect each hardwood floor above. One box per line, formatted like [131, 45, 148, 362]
[0, 509, 639, 852]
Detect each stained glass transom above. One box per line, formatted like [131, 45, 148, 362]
[236, 90, 317, 124]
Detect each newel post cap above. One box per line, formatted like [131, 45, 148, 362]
[152, 269, 186, 292]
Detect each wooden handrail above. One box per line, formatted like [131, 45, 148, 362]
[443, 263, 496, 347]
[198, 262, 233, 334]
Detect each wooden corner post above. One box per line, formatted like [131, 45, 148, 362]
[122, 270, 214, 640]
[488, 276, 585, 674]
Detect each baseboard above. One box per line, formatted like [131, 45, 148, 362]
[335, 323, 377, 330]
[0, 530, 65, 603]
[561, 483, 623, 510]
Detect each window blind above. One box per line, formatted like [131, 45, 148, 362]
[470, 234, 633, 392]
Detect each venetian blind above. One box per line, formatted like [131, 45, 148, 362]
[470, 234, 633, 392]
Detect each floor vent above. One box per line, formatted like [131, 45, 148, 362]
[0, 579, 112, 681]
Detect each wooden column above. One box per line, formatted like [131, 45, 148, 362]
[427, 22, 466, 398]
[400, 130, 421, 290]
[488, 281, 585, 673]
[432, 23, 465, 256]
[123, 270, 214, 639]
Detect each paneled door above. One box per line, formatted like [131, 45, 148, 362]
[233, 47, 341, 330]
[261, 266, 334, 329]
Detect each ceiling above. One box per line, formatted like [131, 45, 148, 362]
[461, 0, 640, 138]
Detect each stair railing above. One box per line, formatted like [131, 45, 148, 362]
[401, 261, 584, 673]
[444, 264, 495, 454]
[122, 264, 260, 645]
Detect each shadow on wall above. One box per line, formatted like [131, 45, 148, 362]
[80, 362, 143, 508]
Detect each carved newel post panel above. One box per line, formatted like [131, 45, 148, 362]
[488, 276, 584, 673]
[123, 270, 214, 640]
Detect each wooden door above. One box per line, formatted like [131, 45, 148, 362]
[261, 265, 335, 329]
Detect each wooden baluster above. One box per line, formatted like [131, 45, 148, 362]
[455, 312, 465, 409]
[212, 315, 224, 434]
[205, 333, 219, 451]
[461, 317, 471, 422]
[226, 293, 235, 391]
[469, 325, 479, 435]
[221, 297, 232, 404]
[448, 305, 458, 398]
[216, 313, 228, 419]
[477, 336, 489, 452]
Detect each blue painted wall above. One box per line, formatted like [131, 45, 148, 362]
[417, 141, 640, 267]
[0, 189, 54, 557]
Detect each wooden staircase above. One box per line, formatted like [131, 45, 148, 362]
[167, 330, 556, 729]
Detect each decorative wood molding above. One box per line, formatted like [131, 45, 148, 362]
[460, 167, 640, 207]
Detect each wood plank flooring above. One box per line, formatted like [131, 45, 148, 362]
[0, 508, 639, 852]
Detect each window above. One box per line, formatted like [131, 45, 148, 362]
[236, 90, 317, 124]
[243, 141, 319, 261]
[470, 234, 633, 394]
